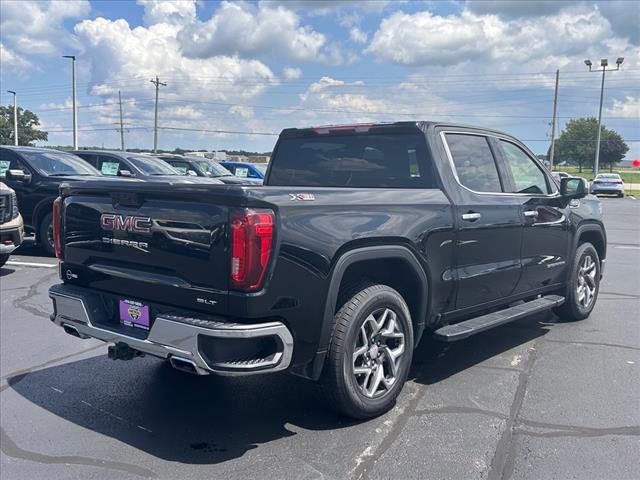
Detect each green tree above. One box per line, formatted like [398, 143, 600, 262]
[599, 131, 629, 172]
[0, 105, 48, 146]
[553, 117, 628, 173]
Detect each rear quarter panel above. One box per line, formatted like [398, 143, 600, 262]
[236, 186, 455, 364]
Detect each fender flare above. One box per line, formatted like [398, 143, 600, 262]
[573, 221, 607, 270]
[308, 245, 428, 380]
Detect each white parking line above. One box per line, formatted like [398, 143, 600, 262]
[612, 245, 640, 250]
[6, 261, 58, 268]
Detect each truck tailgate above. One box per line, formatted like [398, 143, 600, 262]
[59, 180, 241, 315]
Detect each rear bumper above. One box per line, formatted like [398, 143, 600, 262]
[48, 283, 294, 376]
[591, 185, 624, 194]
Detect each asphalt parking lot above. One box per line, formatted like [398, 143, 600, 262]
[1, 197, 638, 480]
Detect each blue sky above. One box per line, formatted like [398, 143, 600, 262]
[1, 0, 638, 158]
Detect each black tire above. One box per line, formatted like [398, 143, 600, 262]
[320, 283, 414, 419]
[554, 242, 600, 321]
[618, 193, 624, 198]
[0, 254, 9, 268]
[39, 212, 55, 256]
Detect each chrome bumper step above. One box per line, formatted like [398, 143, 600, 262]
[49, 283, 294, 376]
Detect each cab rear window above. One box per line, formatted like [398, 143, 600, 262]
[268, 133, 434, 188]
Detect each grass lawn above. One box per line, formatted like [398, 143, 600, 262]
[553, 166, 640, 183]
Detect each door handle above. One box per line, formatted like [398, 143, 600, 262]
[523, 210, 539, 218]
[461, 212, 481, 221]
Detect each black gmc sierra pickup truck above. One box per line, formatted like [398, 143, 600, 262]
[48, 122, 605, 418]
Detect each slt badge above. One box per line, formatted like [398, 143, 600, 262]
[289, 193, 315, 201]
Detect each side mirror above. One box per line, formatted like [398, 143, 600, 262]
[560, 177, 587, 199]
[118, 170, 133, 177]
[6, 169, 31, 183]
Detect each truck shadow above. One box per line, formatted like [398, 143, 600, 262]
[6, 314, 552, 465]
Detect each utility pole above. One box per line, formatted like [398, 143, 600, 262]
[118, 90, 125, 151]
[62, 55, 78, 149]
[150, 76, 166, 153]
[548, 69, 559, 171]
[7, 90, 18, 145]
[584, 57, 624, 176]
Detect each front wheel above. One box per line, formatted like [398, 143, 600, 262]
[321, 284, 414, 419]
[0, 254, 9, 268]
[39, 212, 55, 256]
[554, 242, 601, 321]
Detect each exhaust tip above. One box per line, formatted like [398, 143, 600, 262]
[169, 356, 201, 375]
[63, 324, 81, 338]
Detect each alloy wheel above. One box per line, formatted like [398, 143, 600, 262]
[576, 254, 597, 308]
[352, 307, 406, 398]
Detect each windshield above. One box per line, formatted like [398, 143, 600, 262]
[254, 164, 268, 174]
[596, 174, 620, 179]
[21, 151, 100, 176]
[127, 156, 180, 175]
[195, 160, 233, 177]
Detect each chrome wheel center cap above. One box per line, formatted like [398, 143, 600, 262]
[368, 344, 379, 359]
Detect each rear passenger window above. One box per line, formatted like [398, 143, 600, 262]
[445, 134, 502, 193]
[499, 141, 551, 194]
[269, 133, 433, 188]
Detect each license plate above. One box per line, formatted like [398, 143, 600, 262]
[119, 299, 150, 330]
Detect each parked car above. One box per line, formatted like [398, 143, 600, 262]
[0, 146, 101, 255]
[590, 173, 625, 197]
[155, 155, 261, 184]
[48, 121, 604, 419]
[0, 182, 24, 267]
[73, 150, 182, 178]
[220, 161, 267, 180]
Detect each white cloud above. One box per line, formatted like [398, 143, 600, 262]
[606, 96, 640, 118]
[466, 1, 639, 45]
[282, 66, 302, 80]
[0, 0, 90, 59]
[229, 105, 255, 119]
[349, 27, 368, 44]
[298, 76, 454, 124]
[137, 0, 197, 26]
[177, 2, 330, 62]
[465, 1, 576, 18]
[262, 1, 393, 16]
[74, 17, 276, 101]
[0, 43, 34, 73]
[69, 14, 281, 148]
[367, 7, 613, 66]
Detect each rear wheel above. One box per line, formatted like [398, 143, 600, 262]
[554, 242, 600, 321]
[39, 213, 55, 256]
[321, 284, 414, 419]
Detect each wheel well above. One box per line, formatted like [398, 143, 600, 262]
[336, 258, 426, 338]
[578, 229, 606, 261]
[32, 200, 54, 240]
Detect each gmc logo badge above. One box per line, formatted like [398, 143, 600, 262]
[101, 214, 152, 234]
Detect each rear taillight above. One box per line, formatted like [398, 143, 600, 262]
[52, 196, 63, 260]
[230, 208, 275, 292]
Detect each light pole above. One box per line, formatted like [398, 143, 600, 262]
[6, 90, 18, 145]
[584, 57, 624, 176]
[62, 55, 78, 149]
